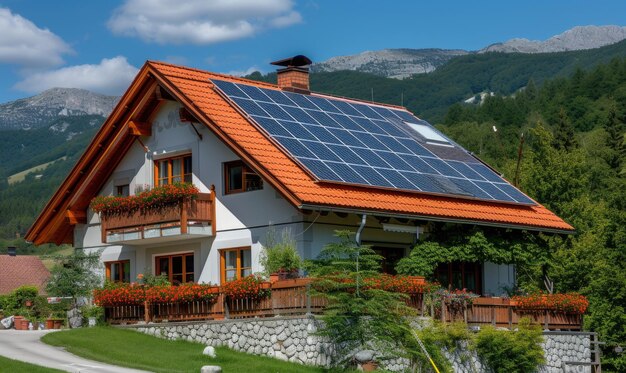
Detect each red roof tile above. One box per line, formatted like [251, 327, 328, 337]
[0, 255, 50, 295]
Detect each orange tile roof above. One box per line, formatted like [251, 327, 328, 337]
[148, 61, 573, 233]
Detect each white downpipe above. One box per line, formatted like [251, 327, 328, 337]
[355, 214, 367, 296]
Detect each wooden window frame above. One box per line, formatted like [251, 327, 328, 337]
[223, 160, 263, 194]
[105, 260, 130, 283]
[116, 184, 129, 197]
[154, 154, 192, 186]
[435, 262, 482, 294]
[219, 247, 252, 283]
[155, 253, 194, 285]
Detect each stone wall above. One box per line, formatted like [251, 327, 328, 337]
[126, 317, 594, 372]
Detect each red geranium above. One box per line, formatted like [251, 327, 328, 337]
[90, 182, 199, 215]
[221, 275, 271, 300]
[512, 292, 589, 314]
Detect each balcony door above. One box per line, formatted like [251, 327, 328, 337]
[155, 253, 194, 285]
[435, 261, 482, 294]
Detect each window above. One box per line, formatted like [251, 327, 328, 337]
[116, 184, 129, 197]
[105, 260, 130, 283]
[435, 262, 482, 294]
[220, 247, 252, 283]
[155, 155, 192, 185]
[224, 161, 263, 194]
[155, 253, 194, 284]
[406, 122, 449, 143]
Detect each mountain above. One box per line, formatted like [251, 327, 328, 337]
[0, 88, 118, 131]
[313, 25, 626, 79]
[479, 25, 626, 54]
[312, 49, 469, 79]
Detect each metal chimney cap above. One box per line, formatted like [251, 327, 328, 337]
[270, 55, 312, 68]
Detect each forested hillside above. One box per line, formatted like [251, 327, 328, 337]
[439, 58, 626, 370]
[251, 39, 626, 122]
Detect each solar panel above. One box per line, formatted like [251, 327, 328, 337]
[213, 79, 536, 205]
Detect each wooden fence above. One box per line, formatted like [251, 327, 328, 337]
[104, 280, 582, 330]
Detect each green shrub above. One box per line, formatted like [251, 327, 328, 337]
[475, 318, 545, 373]
[415, 321, 474, 372]
[260, 229, 302, 276]
[81, 305, 105, 325]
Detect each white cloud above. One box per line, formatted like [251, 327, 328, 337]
[108, 0, 301, 45]
[14, 56, 139, 95]
[225, 66, 262, 77]
[0, 8, 73, 67]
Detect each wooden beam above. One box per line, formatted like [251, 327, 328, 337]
[66, 210, 86, 225]
[128, 120, 151, 136]
[155, 85, 175, 101]
[179, 107, 196, 123]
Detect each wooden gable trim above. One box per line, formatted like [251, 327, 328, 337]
[147, 64, 303, 209]
[26, 65, 157, 245]
[128, 120, 151, 136]
[66, 210, 86, 225]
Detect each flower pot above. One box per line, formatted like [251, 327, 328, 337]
[408, 276, 426, 285]
[361, 361, 379, 372]
[261, 282, 271, 290]
[45, 319, 55, 330]
[269, 273, 279, 283]
[25, 300, 33, 307]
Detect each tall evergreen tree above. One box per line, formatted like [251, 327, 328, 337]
[604, 103, 625, 170]
[552, 107, 577, 151]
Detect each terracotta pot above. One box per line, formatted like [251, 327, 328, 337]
[25, 300, 33, 307]
[53, 319, 63, 329]
[261, 282, 271, 290]
[19, 319, 30, 330]
[45, 319, 55, 330]
[361, 361, 379, 372]
[269, 273, 279, 283]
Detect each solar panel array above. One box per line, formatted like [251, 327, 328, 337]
[213, 79, 535, 205]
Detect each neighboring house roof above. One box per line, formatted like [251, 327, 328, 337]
[26, 61, 574, 245]
[0, 255, 50, 295]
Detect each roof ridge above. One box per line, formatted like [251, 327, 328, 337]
[147, 60, 278, 88]
[148, 60, 410, 111]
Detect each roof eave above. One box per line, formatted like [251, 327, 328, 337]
[298, 203, 575, 235]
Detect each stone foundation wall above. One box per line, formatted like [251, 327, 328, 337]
[126, 317, 593, 372]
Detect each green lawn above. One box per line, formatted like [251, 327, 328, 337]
[41, 326, 331, 373]
[0, 355, 63, 373]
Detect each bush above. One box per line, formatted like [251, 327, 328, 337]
[260, 229, 302, 276]
[415, 321, 474, 372]
[475, 318, 545, 373]
[81, 305, 105, 325]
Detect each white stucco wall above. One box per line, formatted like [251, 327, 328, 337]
[72, 101, 516, 292]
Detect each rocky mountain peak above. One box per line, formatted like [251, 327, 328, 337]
[479, 25, 626, 54]
[0, 88, 119, 130]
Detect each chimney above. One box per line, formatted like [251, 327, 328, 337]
[271, 55, 312, 94]
[7, 246, 16, 256]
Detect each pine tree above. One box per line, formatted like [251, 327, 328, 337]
[604, 103, 625, 170]
[553, 108, 577, 151]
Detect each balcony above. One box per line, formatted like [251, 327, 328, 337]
[101, 192, 214, 244]
[101, 278, 583, 331]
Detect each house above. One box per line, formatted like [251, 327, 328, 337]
[25, 55, 573, 296]
[0, 251, 50, 295]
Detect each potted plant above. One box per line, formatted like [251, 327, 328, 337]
[260, 229, 302, 282]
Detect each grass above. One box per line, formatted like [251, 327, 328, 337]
[41, 326, 331, 373]
[0, 355, 63, 373]
[7, 156, 66, 184]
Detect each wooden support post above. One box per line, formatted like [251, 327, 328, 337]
[144, 301, 151, 323]
[544, 310, 549, 330]
[180, 202, 188, 234]
[306, 283, 312, 315]
[491, 306, 496, 326]
[508, 306, 513, 329]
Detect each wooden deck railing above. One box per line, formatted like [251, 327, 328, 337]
[103, 280, 582, 330]
[101, 192, 215, 243]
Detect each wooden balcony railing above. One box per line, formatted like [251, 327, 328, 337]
[101, 192, 215, 243]
[103, 279, 582, 331]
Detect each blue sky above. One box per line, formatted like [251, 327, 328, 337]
[0, 0, 624, 103]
